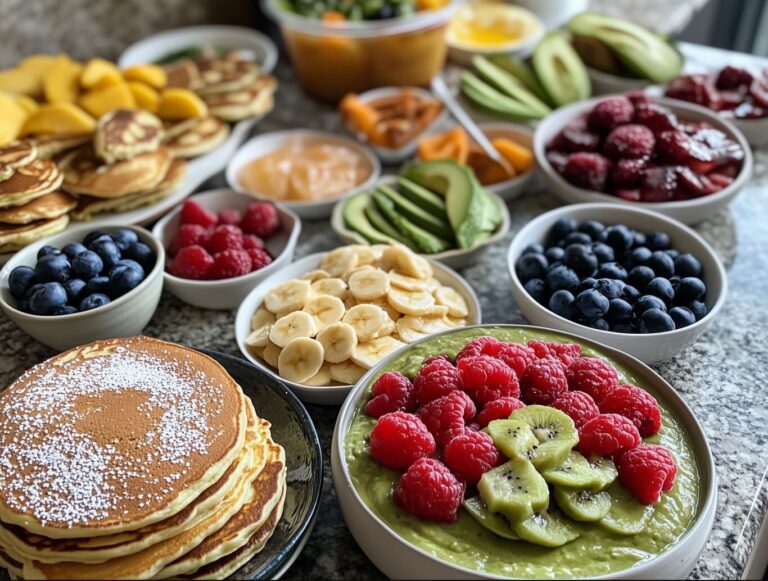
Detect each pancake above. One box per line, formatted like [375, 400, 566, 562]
[0, 158, 63, 209]
[0, 141, 37, 175]
[203, 76, 276, 122]
[0, 549, 23, 579]
[0, 337, 247, 539]
[163, 117, 230, 158]
[94, 109, 164, 164]
[165, 60, 203, 92]
[59, 145, 172, 198]
[195, 58, 259, 96]
[29, 134, 90, 159]
[0, 215, 69, 253]
[0, 192, 76, 225]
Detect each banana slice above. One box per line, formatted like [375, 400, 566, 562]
[395, 317, 430, 343]
[303, 295, 345, 331]
[262, 341, 282, 368]
[387, 288, 436, 316]
[342, 264, 375, 282]
[381, 245, 432, 279]
[304, 364, 332, 387]
[264, 279, 311, 313]
[251, 307, 276, 330]
[369, 297, 401, 322]
[321, 247, 359, 277]
[398, 314, 454, 334]
[352, 336, 407, 369]
[249, 346, 265, 360]
[269, 311, 318, 347]
[311, 277, 347, 299]
[388, 270, 430, 292]
[317, 321, 358, 363]
[278, 337, 325, 383]
[349, 244, 379, 266]
[426, 277, 442, 292]
[343, 304, 390, 342]
[301, 269, 332, 282]
[435, 286, 470, 318]
[329, 360, 367, 384]
[422, 304, 450, 317]
[446, 316, 467, 327]
[349, 269, 390, 301]
[245, 324, 272, 348]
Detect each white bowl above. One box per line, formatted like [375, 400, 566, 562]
[588, 66, 652, 96]
[332, 324, 717, 580]
[507, 203, 727, 363]
[151, 189, 301, 310]
[534, 95, 753, 225]
[330, 175, 510, 270]
[234, 252, 482, 405]
[728, 116, 768, 147]
[226, 130, 381, 220]
[0, 225, 164, 351]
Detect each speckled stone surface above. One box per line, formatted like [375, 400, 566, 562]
[1, 45, 767, 579]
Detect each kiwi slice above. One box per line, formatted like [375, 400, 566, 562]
[486, 419, 538, 461]
[554, 487, 611, 522]
[513, 506, 580, 547]
[588, 455, 619, 491]
[541, 451, 598, 488]
[598, 482, 655, 535]
[509, 406, 579, 471]
[463, 496, 520, 540]
[478, 458, 550, 522]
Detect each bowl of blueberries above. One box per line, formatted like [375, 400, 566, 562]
[0, 225, 164, 351]
[507, 203, 727, 363]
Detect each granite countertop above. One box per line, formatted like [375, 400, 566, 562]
[1, 43, 767, 579]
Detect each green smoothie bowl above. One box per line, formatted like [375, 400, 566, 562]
[331, 325, 716, 579]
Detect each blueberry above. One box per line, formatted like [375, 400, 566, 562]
[639, 308, 675, 333]
[62, 242, 88, 260]
[109, 265, 144, 297]
[665, 249, 679, 260]
[674, 253, 703, 278]
[688, 300, 708, 320]
[676, 277, 706, 303]
[563, 232, 592, 247]
[110, 228, 139, 251]
[83, 230, 110, 247]
[595, 278, 625, 300]
[545, 246, 565, 263]
[34, 254, 71, 283]
[595, 262, 627, 281]
[628, 246, 652, 268]
[28, 282, 67, 315]
[646, 251, 674, 279]
[63, 278, 87, 305]
[522, 243, 544, 255]
[591, 242, 614, 263]
[611, 322, 634, 334]
[51, 305, 78, 316]
[25, 282, 43, 299]
[123, 242, 155, 272]
[578, 220, 606, 240]
[37, 245, 60, 260]
[633, 231, 647, 247]
[72, 250, 104, 280]
[87, 234, 113, 248]
[669, 275, 682, 293]
[577, 277, 598, 293]
[646, 231, 671, 250]
[549, 290, 576, 319]
[575, 289, 610, 319]
[669, 306, 696, 329]
[607, 298, 633, 322]
[549, 261, 563, 270]
[110, 259, 144, 278]
[605, 225, 634, 252]
[17, 298, 31, 313]
[546, 265, 580, 293]
[516, 253, 549, 283]
[589, 318, 610, 331]
[524, 278, 548, 305]
[628, 265, 655, 288]
[80, 293, 111, 312]
[622, 284, 641, 303]
[564, 244, 598, 277]
[90, 239, 121, 271]
[634, 294, 667, 316]
[550, 218, 577, 243]
[644, 277, 675, 304]
[8, 266, 36, 299]
[85, 276, 110, 296]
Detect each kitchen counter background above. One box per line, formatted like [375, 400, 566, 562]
[1, 44, 767, 579]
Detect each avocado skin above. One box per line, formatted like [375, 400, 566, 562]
[377, 183, 454, 241]
[343, 192, 397, 245]
[533, 31, 591, 107]
[371, 191, 451, 254]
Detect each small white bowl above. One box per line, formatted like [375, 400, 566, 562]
[332, 324, 717, 580]
[507, 203, 727, 363]
[534, 95, 753, 225]
[234, 252, 482, 405]
[0, 225, 164, 351]
[330, 175, 510, 270]
[226, 130, 381, 220]
[151, 189, 300, 310]
[588, 66, 652, 96]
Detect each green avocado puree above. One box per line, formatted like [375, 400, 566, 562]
[344, 327, 701, 579]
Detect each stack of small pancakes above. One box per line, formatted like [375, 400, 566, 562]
[0, 336, 287, 580]
[0, 141, 75, 253]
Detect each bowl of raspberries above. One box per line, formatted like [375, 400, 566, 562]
[152, 189, 301, 309]
[534, 93, 751, 225]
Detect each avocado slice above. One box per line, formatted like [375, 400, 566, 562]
[472, 56, 551, 117]
[377, 184, 454, 241]
[371, 191, 451, 254]
[396, 177, 447, 216]
[342, 192, 397, 245]
[487, 54, 554, 106]
[363, 202, 414, 249]
[568, 12, 683, 83]
[461, 72, 547, 122]
[571, 35, 626, 76]
[532, 31, 591, 107]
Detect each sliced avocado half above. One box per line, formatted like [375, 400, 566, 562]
[472, 56, 551, 117]
[342, 192, 397, 245]
[396, 177, 447, 216]
[461, 72, 547, 122]
[372, 191, 451, 254]
[532, 31, 591, 107]
[487, 54, 554, 106]
[377, 184, 454, 241]
[362, 202, 414, 249]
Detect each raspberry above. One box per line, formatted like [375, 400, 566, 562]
[417, 390, 476, 447]
[413, 357, 462, 406]
[588, 96, 634, 134]
[208, 224, 244, 254]
[599, 383, 661, 437]
[551, 391, 599, 428]
[562, 153, 611, 191]
[603, 124, 655, 160]
[365, 372, 416, 418]
[210, 249, 252, 279]
[527, 340, 581, 366]
[444, 430, 501, 485]
[242, 235, 265, 250]
[456, 336, 502, 360]
[640, 166, 678, 202]
[370, 412, 435, 470]
[716, 66, 753, 90]
[241, 202, 279, 238]
[578, 413, 641, 458]
[393, 458, 465, 523]
[475, 397, 526, 428]
[566, 356, 619, 403]
[169, 245, 214, 280]
[626, 91, 652, 107]
[457, 355, 520, 405]
[617, 445, 677, 504]
[170, 223, 209, 256]
[495, 342, 536, 378]
[247, 248, 273, 271]
[611, 158, 647, 189]
[180, 199, 217, 228]
[217, 209, 242, 226]
[425, 354, 452, 365]
[635, 103, 678, 135]
[551, 116, 601, 153]
[519, 357, 568, 404]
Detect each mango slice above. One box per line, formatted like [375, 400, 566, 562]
[14, 95, 40, 116]
[81, 58, 123, 90]
[122, 64, 167, 89]
[79, 83, 136, 118]
[0, 68, 44, 97]
[44, 56, 83, 103]
[126, 81, 160, 113]
[21, 102, 96, 136]
[0, 93, 29, 145]
[157, 88, 208, 120]
[493, 138, 533, 173]
[19, 54, 57, 75]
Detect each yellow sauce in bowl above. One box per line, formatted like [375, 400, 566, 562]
[448, 2, 542, 49]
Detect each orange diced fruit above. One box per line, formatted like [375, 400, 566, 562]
[79, 83, 136, 118]
[339, 93, 386, 145]
[157, 88, 207, 120]
[122, 64, 167, 89]
[417, 127, 469, 164]
[492, 137, 533, 173]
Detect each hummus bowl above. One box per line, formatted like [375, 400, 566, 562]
[332, 324, 716, 579]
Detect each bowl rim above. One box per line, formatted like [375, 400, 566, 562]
[225, 129, 382, 210]
[0, 224, 165, 321]
[152, 188, 302, 287]
[506, 202, 728, 340]
[334, 322, 717, 580]
[533, 95, 753, 210]
[446, 3, 544, 53]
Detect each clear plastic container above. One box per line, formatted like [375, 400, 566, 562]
[264, 0, 454, 103]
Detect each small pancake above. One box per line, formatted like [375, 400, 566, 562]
[29, 134, 91, 159]
[163, 116, 230, 158]
[0, 141, 37, 175]
[0, 192, 76, 225]
[0, 548, 23, 579]
[164, 60, 203, 91]
[60, 144, 172, 198]
[195, 57, 260, 96]
[94, 109, 164, 164]
[0, 158, 63, 209]
[0, 215, 69, 253]
[203, 76, 276, 122]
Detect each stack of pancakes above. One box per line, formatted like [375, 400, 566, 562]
[0, 336, 287, 580]
[0, 141, 75, 253]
